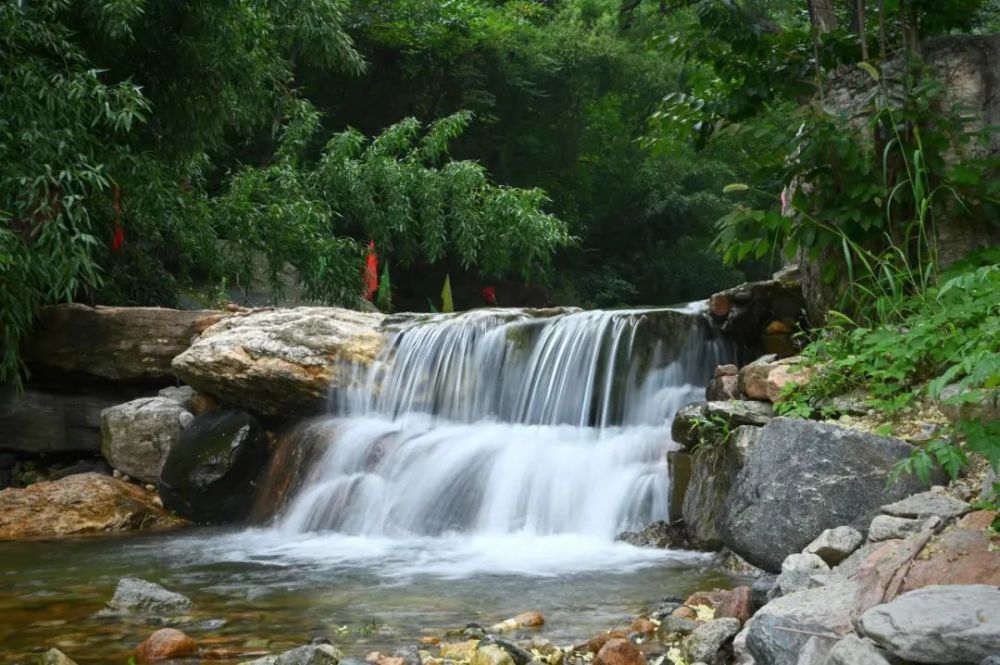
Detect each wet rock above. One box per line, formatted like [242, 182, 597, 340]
[463, 624, 488, 640]
[472, 645, 516, 665]
[22, 304, 226, 381]
[171, 307, 385, 416]
[716, 586, 753, 623]
[440, 641, 479, 660]
[0, 473, 184, 539]
[489, 611, 545, 633]
[659, 616, 699, 636]
[867, 515, 922, 542]
[857, 584, 1000, 663]
[108, 577, 192, 614]
[685, 590, 728, 612]
[879, 490, 971, 521]
[629, 618, 656, 635]
[101, 397, 193, 484]
[248, 644, 343, 665]
[592, 638, 645, 665]
[158, 409, 269, 524]
[479, 636, 533, 665]
[745, 578, 859, 665]
[393, 646, 421, 665]
[135, 628, 197, 663]
[802, 526, 863, 566]
[42, 649, 78, 665]
[719, 418, 942, 571]
[715, 365, 739, 378]
[616, 521, 688, 549]
[683, 618, 741, 665]
[825, 635, 894, 665]
[586, 631, 628, 654]
[672, 606, 697, 620]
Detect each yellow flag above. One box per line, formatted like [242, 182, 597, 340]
[441, 274, 454, 313]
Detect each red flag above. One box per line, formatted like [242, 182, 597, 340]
[482, 285, 497, 305]
[363, 240, 378, 301]
[110, 184, 124, 252]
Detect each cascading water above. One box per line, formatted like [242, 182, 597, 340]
[257, 306, 729, 576]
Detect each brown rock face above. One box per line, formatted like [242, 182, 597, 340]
[0, 473, 185, 540]
[135, 628, 197, 663]
[22, 304, 225, 381]
[593, 638, 646, 665]
[765, 364, 812, 402]
[716, 586, 754, 623]
[900, 510, 1000, 591]
[738, 363, 774, 401]
[171, 307, 386, 416]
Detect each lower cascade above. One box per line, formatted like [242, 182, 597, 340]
[265, 307, 729, 549]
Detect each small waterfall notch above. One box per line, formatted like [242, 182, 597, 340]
[265, 306, 729, 551]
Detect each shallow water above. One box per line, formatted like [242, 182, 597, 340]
[0, 529, 743, 663]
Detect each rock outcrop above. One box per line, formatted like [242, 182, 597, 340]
[719, 418, 940, 571]
[101, 397, 193, 484]
[171, 307, 385, 416]
[158, 409, 270, 524]
[0, 473, 184, 539]
[22, 304, 225, 382]
[857, 584, 1000, 664]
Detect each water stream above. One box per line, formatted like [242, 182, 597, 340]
[0, 306, 740, 663]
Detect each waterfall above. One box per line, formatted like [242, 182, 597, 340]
[269, 306, 729, 548]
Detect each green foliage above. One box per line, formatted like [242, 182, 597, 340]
[776, 262, 1000, 482]
[216, 105, 572, 305]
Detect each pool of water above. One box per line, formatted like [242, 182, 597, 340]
[0, 528, 743, 664]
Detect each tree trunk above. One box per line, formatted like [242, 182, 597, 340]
[807, 0, 838, 33]
[856, 0, 869, 60]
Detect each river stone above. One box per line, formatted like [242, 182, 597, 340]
[101, 397, 193, 484]
[171, 307, 385, 416]
[802, 526, 863, 566]
[21, 303, 225, 381]
[867, 515, 922, 542]
[108, 577, 192, 614]
[746, 578, 859, 665]
[879, 490, 971, 520]
[135, 628, 198, 662]
[857, 584, 1000, 663]
[719, 418, 941, 571]
[0, 473, 184, 539]
[479, 636, 533, 665]
[683, 618, 741, 665]
[672, 402, 774, 449]
[158, 409, 270, 524]
[245, 644, 343, 665]
[42, 649, 78, 665]
[472, 645, 516, 665]
[825, 635, 894, 665]
[592, 638, 645, 665]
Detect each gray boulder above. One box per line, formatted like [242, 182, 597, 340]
[719, 418, 941, 571]
[683, 618, 741, 665]
[746, 578, 859, 665]
[107, 576, 192, 614]
[879, 490, 970, 521]
[857, 584, 1000, 664]
[803, 526, 863, 566]
[682, 426, 761, 549]
[158, 385, 197, 411]
[825, 635, 894, 665]
[101, 397, 193, 484]
[867, 515, 922, 542]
